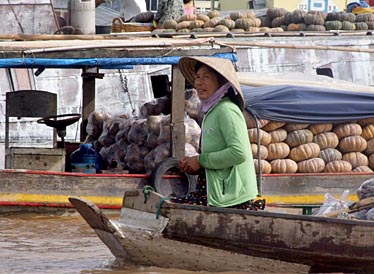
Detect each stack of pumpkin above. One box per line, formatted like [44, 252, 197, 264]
[244, 111, 374, 174]
[154, 7, 374, 34]
[265, 7, 374, 31]
[154, 10, 284, 33]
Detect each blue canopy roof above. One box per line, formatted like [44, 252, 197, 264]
[243, 84, 374, 124]
[0, 53, 237, 69]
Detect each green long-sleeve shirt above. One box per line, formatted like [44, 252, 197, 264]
[199, 97, 258, 207]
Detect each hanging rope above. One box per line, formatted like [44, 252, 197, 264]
[118, 69, 136, 115]
[142, 185, 170, 219]
[142, 185, 155, 203]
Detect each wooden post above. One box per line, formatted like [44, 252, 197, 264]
[171, 65, 185, 159]
[81, 67, 96, 142]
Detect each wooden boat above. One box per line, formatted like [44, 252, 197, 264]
[70, 189, 374, 273]
[1, 35, 374, 212]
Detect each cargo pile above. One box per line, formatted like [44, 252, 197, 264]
[153, 8, 374, 34]
[244, 112, 374, 174]
[84, 90, 201, 174]
[84, 87, 374, 174]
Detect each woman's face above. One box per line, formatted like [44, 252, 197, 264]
[194, 65, 221, 100]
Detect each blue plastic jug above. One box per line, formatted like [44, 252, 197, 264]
[70, 143, 98, 174]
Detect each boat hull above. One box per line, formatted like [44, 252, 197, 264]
[1, 169, 372, 211]
[71, 190, 374, 273]
[70, 196, 310, 273]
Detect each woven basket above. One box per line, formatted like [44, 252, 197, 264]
[112, 17, 155, 33]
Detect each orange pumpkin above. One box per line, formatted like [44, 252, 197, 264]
[270, 159, 298, 173]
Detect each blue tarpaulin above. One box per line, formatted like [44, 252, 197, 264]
[0, 53, 237, 69]
[243, 84, 374, 124]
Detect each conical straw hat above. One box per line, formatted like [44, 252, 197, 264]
[179, 56, 245, 111]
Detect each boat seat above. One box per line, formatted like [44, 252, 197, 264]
[5, 90, 57, 168]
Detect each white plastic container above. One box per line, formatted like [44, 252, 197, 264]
[68, 0, 95, 34]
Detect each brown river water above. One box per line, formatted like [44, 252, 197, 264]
[0, 211, 249, 274]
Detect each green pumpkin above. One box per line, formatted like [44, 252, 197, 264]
[325, 20, 342, 30]
[355, 22, 369, 30]
[306, 24, 326, 31]
[342, 21, 356, 30]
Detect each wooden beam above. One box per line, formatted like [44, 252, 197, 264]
[81, 67, 96, 141]
[171, 65, 185, 159]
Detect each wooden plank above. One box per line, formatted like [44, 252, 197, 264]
[82, 68, 96, 141]
[170, 65, 185, 159]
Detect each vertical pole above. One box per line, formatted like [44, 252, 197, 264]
[81, 68, 96, 142]
[171, 65, 185, 159]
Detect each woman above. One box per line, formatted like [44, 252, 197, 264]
[171, 56, 264, 210]
[183, 0, 195, 15]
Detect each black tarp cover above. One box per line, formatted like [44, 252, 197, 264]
[242, 84, 374, 124]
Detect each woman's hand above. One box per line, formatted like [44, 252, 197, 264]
[179, 155, 201, 174]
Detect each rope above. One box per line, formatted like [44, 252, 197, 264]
[156, 197, 170, 220]
[142, 185, 155, 203]
[142, 185, 170, 219]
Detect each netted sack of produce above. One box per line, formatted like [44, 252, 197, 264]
[140, 96, 171, 118]
[271, 159, 298, 174]
[308, 123, 333, 135]
[185, 114, 201, 151]
[115, 118, 135, 143]
[127, 118, 148, 145]
[144, 150, 156, 175]
[124, 143, 149, 173]
[251, 144, 268, 160]
[85, 111, 107, 140]
[101, 142, 128, 170]
[324, 160, 352, 173]
[185, 89, 203, 124]
[154, 142, 171, 167]
[342, 152, 368, 169]
[98, 115, 114, 147]
[243, 111, 269, 129]
[146, 132, 159, 149]
[185, 143, 198, 157]
[267, 142, 290, 160]
[248, 128, 272, 146]
[253, 159, 272, 174]
[289, 142, 320, 162]
[158, 114, 171, 144]
[286, 129, 313, 148]
[319, 148, 342, 163]
[146, 115, 164, 148]
[269, 128, 287, 143]
[297, 158, 325, 173]
[98, 114, 127, 147]
[313, 132, 339, 149]
[357, 178, 374, 200]
[333, 122, 362, 139]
